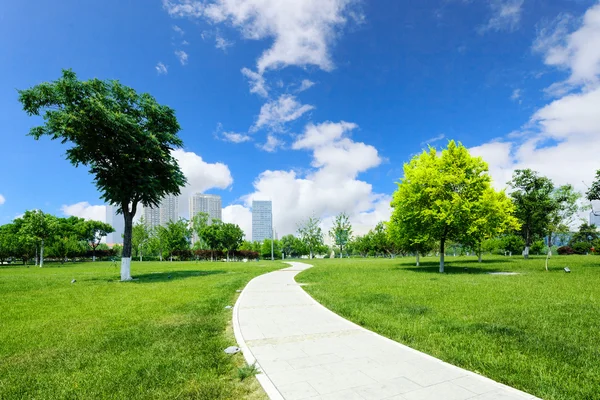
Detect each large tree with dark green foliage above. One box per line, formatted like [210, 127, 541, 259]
[587, 169, 600, 215]
[390, 141, 504, 272]
[508, 169, 557, 259]
[328, 212, 352, 258]
[280, 234, 304, 258]
[18, 70, 187, 280]
[297, 216, 324, 259]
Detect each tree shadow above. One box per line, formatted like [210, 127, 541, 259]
[97, 270, 227, 283]
[396, 261, 504, 274]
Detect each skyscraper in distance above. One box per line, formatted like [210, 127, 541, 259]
[159, 194, 179, 226]
[590, 211, 600, 227]
[105, 205, 124, 245]
[252, 200, 272, 243]
[189, 193, 222, 223]
[143, 205, 161, 231]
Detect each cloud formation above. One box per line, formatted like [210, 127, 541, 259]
[480, 0, 524, 33]
[164, 0, 360, 73]
[155, 62, 168, 75]
[471, 3, 600, 196]
[175, 50, 189, 65]
[61, 202, 106, 222]
[0, 194, 5, 205]
[253, 95, 314, 132]
[227, 121, 389, 240]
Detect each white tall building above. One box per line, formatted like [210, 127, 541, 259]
[142, 195, 179, 231]
[590, 211, 600, 227]
[252, 200, 272, 243]
[160, 194, 179, 226]
[143, 205, 161, 231]
[189, 193, 222, 223]
[105, 205, 124, 245]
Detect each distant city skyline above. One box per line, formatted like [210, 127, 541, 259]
[252, 200, 272, 243]
[189, 193, 222, 223]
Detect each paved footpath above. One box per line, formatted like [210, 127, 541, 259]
[233, 262, 540, 400]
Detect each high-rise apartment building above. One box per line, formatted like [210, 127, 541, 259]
[590, 211, 600, 227]
[142, 195, 179, 231]
[143, 205, 161, 231]
[189, 193, 222, 223]
[160, 194, 179, 226]
[252, 200, 272, 243]
[105, 205, 124, 245]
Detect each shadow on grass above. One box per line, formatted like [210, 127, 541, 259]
[399, 264, 502, 275]
[90, 270, 228, 283]
[134, 270, 227, 283]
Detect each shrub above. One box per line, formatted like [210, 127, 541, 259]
[501, 235, 525, 255]
[557, 246, 574, 255]
[571, 242, 592, 255]
[530, 240, 545, 255]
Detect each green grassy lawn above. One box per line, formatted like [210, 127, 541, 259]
[0, 260, 283, 399]
[296, 255, 600, 400]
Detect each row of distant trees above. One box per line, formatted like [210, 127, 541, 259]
[0, 210, 115, 265]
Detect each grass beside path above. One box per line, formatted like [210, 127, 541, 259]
[296, 255, 600, 400]
[0, 260, 283, 399]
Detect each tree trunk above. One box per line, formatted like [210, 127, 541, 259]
[35, 246, 38, 266]
[416, 252, 420, 267]
[40, 239, 44, 268]
[478, 243, 482, 263]
[121, 207, 135, 281]
[439, 238, 445, 273]
[523, 232, 530, 259]
[93, 250, 96, 262]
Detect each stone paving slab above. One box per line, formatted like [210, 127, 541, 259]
[233, 262, 541, 400]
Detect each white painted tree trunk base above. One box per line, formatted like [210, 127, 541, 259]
[121, 257, 132, 281]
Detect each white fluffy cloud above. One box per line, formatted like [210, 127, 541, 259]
[258, 134, 284, 152]
[155, 62, 168, 75]
[0, 194, 5, 205]
[480, 0, 524, 33]
[253, 94, 314, 131]
[215, 33, 234, 51]
[164, 0, 360, 73]
[534, 4, 600, 90]
[471, 3, 600, 196]
[173, 149, 233, 209]
[297, 79, 316, 93]
[175, 50, 189, 65]
[221, 131, 252, 143]
[61, 202, 106, 222]
[228, 121, 389, 240]
[241, 68, 269, 97]
[222, 204, 252, 240]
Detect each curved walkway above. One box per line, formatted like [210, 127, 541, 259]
[233, 262, 539, 400]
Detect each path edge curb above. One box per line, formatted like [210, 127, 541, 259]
[232, 269, 285, 400]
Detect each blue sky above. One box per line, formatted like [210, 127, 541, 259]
[1, 0, 599, 238]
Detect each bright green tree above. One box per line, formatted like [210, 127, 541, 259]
[164, 219, 191, 261]
[19, 210, 57, 268]
[220, 223, 245, 261]
[280, 234, 304, 258]
[82, 220, 115, 261]
[200, 222, 223, 261]
[18, 70, 186, 280]
[132, 219, 150, 261]
[191, 212, 210, 249]
[390, 141, 501, 272]
[261, 239, 282, 259]
[465, 188, 520, 262]
[329, 212, 352, 258]
[508, 169, 557, 259]
[297, 216, 324, 259]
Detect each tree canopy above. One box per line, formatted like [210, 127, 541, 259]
[390, 141, 515, 272]
[18, 70, 187, 280]
[329, 212, 352, 258]
[297, 216, 324, 259]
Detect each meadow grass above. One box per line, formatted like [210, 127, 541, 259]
[0, 260, 283, 399]
[296, 255, 600, 400]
